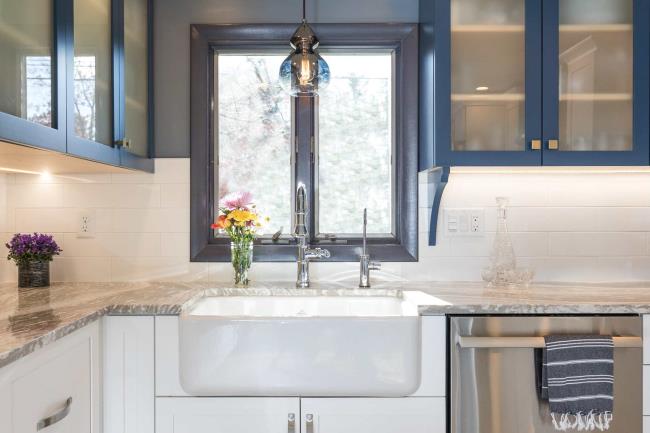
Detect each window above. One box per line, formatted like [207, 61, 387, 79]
[191, 24, 418, 262]
[317, 53, 394, 235]
[215, 54, 292, 236]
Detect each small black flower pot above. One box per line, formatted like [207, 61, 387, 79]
[18, 261, 50, 288]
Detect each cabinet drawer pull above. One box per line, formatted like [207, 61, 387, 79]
[37, 397, 72, 430]
[305, 413, 314, 433]
[531, 139, 541, 150]
[548, 139, 559, 150]
[288, 413, 296, 433]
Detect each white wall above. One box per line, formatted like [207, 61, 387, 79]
[1, 158, 650, 283]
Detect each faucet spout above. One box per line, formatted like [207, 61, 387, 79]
[293, 184, 329, 287]
[359, 208, 381, 288]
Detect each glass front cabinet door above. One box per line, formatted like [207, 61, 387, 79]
[543, 0, 648, 165]
[420, 0, 649, 167]
[118, 0, 153, 171]
[0, 0, 153, 171]
[0, 0, 67, 152]
[66, 0, 119, 164]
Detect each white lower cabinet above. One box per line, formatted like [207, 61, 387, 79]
[155, 397, 300, 433]
[103, 316, 155, 433]
[301, 397, 446, 433]
[155, 397, 445, 433]
[0, 321, 101, 433]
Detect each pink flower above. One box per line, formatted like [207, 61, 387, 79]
[221, 191, 253, 210]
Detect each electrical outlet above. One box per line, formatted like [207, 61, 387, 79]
[77, 211, 95, 238]
[444, 208, 484, 236]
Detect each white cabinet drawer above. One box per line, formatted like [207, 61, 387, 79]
[0, 322, 100, 433]
[156, 397, 299, 433]
[300, 397, 446, 433]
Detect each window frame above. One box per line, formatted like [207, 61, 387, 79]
[190, 23, 419, 262]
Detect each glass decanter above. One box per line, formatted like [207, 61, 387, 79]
[481, 197, 533, 287]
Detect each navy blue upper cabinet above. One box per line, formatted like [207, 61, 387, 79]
[66, 0, 120, 165]
[0, 0, 67, 153]
[0, 0, 153, 172]
[420, 0, 650, 168]
[542, 0, 649, 166]
[116, 0, 154, 172]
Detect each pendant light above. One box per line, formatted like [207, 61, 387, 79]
[279, 0, 330, 96]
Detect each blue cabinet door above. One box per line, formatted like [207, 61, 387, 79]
[64, 0, 120, 165]
[0, 0, 67, 153]
[116, 0, 154, 172]
[541, 0, 649, 166]
[421, 0, 544, 168]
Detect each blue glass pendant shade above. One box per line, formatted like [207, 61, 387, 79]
[279, 22, 330, 96]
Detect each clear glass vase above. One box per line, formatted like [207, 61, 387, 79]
[231, 240, 253, 286]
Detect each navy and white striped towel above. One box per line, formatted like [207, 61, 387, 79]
[540, 335, 614, 431]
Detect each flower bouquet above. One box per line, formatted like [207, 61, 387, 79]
[212, 192, 266, 286]
[6, 233, 62, 288]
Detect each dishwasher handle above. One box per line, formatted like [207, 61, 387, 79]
[457, 336, 642, 349]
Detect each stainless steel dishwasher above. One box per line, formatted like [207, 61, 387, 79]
[450, 316, 642, 433]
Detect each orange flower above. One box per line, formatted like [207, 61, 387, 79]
[211, 214, 231, 229]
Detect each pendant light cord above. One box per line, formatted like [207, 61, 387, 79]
[302, 0, 306, 22]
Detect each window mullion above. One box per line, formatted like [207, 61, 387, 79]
[293, 96, 316, 240]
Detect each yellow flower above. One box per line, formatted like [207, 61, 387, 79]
[228, 209, 252, 222]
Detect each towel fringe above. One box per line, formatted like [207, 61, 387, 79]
[550, 411, 613, 431]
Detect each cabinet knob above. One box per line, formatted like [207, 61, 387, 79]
[548, 139, 559, 150]
[531, 139, 541, 151]
[115, 139, 132, 148]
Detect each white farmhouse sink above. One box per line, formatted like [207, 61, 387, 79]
[178, 293, 422, 397]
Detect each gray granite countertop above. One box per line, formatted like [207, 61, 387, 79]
[2, 280, 650, 368]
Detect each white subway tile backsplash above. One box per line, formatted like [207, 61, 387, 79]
[62, 233, 163, 258]
[450, 232, 548, 258]
[549, 232, 647, 257]
[51, 257, 112, 282]
[161, 233, 190, 257]
[15, 208, 82, 233]
[110, 257, 209, 282]
[5, 159, 650, 284]
[110, 208, 189, 233]
[111, 184, 161, 208]
[62, 184, 114, 207]
[545, 174, 650, 207]
[161, 183, 189, 208]
[8, 183, 63, 208]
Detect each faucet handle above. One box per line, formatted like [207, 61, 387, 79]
[315, 248, 330, 258]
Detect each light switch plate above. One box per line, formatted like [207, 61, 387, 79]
[444, 208, 485, 237]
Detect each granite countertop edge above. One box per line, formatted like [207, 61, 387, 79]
[3, 281, 650, 369]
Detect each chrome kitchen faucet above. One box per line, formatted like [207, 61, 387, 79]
[293, 184, 330, 288]
[359, 208, 381, 288]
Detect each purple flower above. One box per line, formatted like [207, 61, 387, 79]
[6, 233, 62, 266]
[221, 191, 253, 210]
